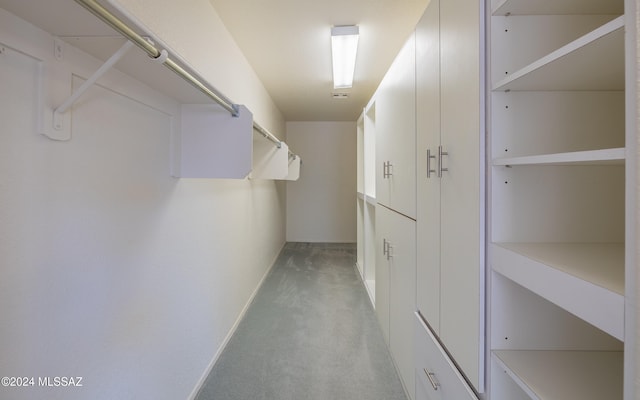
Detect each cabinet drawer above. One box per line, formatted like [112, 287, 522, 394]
[415, 312, 478, 400]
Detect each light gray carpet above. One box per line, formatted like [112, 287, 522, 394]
[195, 242, 408, 400]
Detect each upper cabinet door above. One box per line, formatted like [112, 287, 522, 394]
[416, 0, 442, 335]
[439, 0, 484, 392]
[376, 34, 417, 219]
[376, 77, 392, 210]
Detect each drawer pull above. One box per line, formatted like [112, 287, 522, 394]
[424, 369, 440, 391]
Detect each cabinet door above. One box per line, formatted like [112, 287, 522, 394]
[388, 206, 417, 399]
[375, 204, 390, 345]
[439, 0, 484, 392]
[415, 0, 441, 335]
[376, 78, 392, 209]
[376, 34, 416, 219]
[377, 204, 417, 399]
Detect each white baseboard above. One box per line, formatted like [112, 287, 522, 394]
[187, 242, 286, 400]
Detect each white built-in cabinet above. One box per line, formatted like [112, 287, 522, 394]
[415, 313, 479, 400]
[376, 34, 417, 220]
[363, 0, 485, 397]
[415, 0, 484, 396]
[376, 204, 417, 399]
[487, 0, 634, 398]
[371, 32, 418, 400]
[415, 0, 442, 339]
[356, 100, 377, 304]
[0, 0, 299, 182]
[362, 0, 638, 398]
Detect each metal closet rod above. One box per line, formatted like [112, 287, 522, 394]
[74, 0, 285, 150]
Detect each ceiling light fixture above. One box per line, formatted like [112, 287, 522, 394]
[331, 25, 359, 89]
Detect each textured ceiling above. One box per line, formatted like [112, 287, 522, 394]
[208, 0, 429, 121]
[0, 0, 428, 122]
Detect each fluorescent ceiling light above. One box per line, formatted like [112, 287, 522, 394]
[331, 25, 359, 89]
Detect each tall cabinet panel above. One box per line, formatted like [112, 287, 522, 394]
[375, 31, 418, 400]
[357, 113, 365, 277]
[377, 204, 417, 400]
[415, 0, 484, 393]
[357, 100, 378, 305]
[376, 34, 417, 220]
[416, 0, 441, 335]
[487, 0, 634, 398]
[376, 205, 391, 345]
[438, 0, 484, 391]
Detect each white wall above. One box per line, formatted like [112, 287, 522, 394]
[286, 121, 357, 243]
[0, 3, 285, 400]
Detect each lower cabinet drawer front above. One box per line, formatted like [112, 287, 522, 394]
[415, 312, 478, 400]
[416, 366, 440, 400]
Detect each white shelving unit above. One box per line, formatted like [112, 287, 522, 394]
[492, 350, 623, 400]
[492, 148, 625, 166]
[492, 0, 620, 14]
[492, 17, 624, 92]
[356, 100, 377, 305]
[363, 102, 377, 301]
[0, 0, 299, 181]
[487, 0, 631, 398]
[492, 243, 624, 340]
[357, 115, 366, 278]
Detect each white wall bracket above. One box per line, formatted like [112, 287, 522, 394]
[50, 40, 134, 137]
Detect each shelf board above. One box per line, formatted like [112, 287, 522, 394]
[365, 194, 377, 206]
[0, 0, 213, 105]
[492, 148, 625, 166]
[493, 350, 623, 400]
[62, 37, 213, 104]
[358, 191, 377, 205]
[491, 242, 624, 339]
[493, 16, 624, 91]
[492, 0, 623, 16]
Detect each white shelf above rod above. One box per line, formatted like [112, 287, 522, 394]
[74, 0, 237, 115]
[73, 0, 298, 159]
[253, 116, 299, 162]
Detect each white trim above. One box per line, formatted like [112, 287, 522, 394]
[187, 242, 286, 400]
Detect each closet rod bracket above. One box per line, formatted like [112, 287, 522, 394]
[231, 103, 240, 117]
[52, 40, 135, 132]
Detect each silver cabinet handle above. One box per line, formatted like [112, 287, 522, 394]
[384, 161, 393, 178]
[424, 369, 440, 391]
[382, 238, 393, 260]
[426, 149, 436, 178]
[438, 145, 448, 177]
